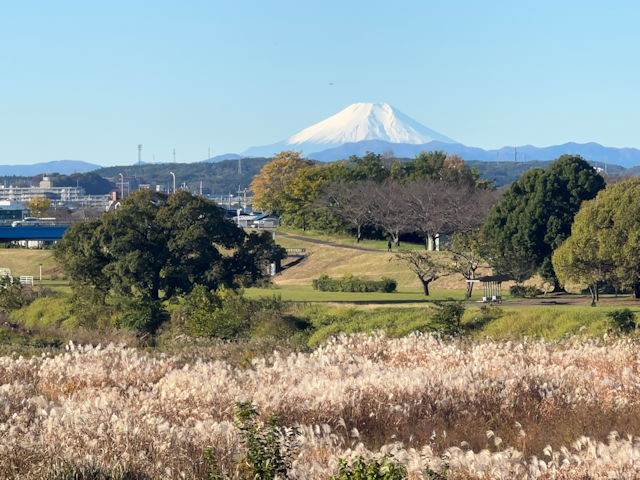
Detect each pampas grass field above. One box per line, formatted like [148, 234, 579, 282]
[3, 333, 640, 479]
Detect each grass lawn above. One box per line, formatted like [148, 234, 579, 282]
[245, 284, 487, 304]
[0, 248, 58, 278]
[275, 226, 426, 252]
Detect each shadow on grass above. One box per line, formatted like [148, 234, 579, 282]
[463, 315, 495, 333]
[314, 298, 436, 305]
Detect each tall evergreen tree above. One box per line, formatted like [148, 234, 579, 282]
[482, 155, 604, 286]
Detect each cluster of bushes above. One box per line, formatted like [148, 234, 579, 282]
[607, 308, 638, 332]
[171, 285, 309, 341]
[312, 274, 397, 293]
[509, 284, 543, 298]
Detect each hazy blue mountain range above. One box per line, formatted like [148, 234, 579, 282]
[206, 153, 243, 162]
[0, 160, 101, 176]
[306, 140, 640, 167]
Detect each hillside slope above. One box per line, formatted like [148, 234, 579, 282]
[273, 234, 485, 290]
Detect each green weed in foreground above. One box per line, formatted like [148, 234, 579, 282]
[331, 456, 407, 480]
[201, 402, 299, 480]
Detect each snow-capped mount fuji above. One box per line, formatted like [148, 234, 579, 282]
[242, 102, 456, 158]
[233, 102, 640, 167]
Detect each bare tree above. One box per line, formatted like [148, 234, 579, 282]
[368, 182, 412, 246]
[396, 251, 447, 296]
[404, 179, 450, 249]
[405, 179, 498, 249]
[320, 181, 374, 243]
[447, 231, 486, 297]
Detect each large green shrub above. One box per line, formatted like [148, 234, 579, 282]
[115, 297, 168, 334]
[312, 274, 397, 293]
[431, 301, 466, 335]
[509, 285, 543, 298]
[0, 278, 25, 311]
[181, 285, 251, 338]
[606, 308, 637, 332]
[179, 286, 299, 340]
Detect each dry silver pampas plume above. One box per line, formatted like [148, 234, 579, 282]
[2, 334, 640, 478]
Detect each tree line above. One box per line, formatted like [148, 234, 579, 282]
[250, 150, 497, 247]
[251, 151, 632, 300]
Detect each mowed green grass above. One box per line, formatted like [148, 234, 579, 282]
[244, 285, 487, 304]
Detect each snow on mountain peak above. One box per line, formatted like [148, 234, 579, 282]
[241, 102, 456, 157]
[286, 102, 456, 148]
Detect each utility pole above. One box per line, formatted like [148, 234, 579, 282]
[173, 148, 176, 163]
[138, 144, 142, 165]
[514, 146, 517, 162]
[238, 157, 242, 175]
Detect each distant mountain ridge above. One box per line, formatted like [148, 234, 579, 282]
[236, 102, 640, 167]
[0, 160, 101, 176]
[307, 139, 640, 167]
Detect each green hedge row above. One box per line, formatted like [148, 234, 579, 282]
[312, 274, 397, 293]
[509, 285, 543, 298]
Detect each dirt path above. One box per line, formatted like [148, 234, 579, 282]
[498, 292, 640, 308]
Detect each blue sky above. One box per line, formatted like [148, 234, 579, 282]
[2, 0, 640, 165]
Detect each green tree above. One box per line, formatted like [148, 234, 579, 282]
[27, 196, 51, 217]
[552, 178, 640, 301]
[280, 166, 332, 231]
[347, 152, 389, 182]
[54, 191, 284, 329]
[276, 162, 350, 231]
[249, 151, 313, 212]
[0, 277, 25, 311]
[401, 151, 491, 189]
[404, 150, 447, 180]
[551, 220, 610, 304]
[482, 155, 604, 287]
